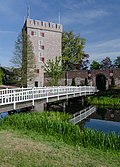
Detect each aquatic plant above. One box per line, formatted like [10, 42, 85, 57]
[0, 111, 120, 151]
[88, 96, 120, 107]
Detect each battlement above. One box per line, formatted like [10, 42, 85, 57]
[25, 19, 62, 32]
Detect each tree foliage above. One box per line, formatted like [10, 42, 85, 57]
[44, 56, 63, 86]
[22, 29, 35, 87]
[100, 57, 112, 69]
[114, 56, 120, 68]
[0, 68, 5, 85]
[10, 30, 35, 87]
[90, 60, 101, 70]
[62, 31, 88, 70]
[71, 78, 76, 86]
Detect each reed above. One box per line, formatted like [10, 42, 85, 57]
[88, 96, 120, 106]
[0, 111, 120, 152]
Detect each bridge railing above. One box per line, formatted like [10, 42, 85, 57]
[0, 86, 96, 110]
[70, 106, 97, 124]
[0, 87, 33, 95]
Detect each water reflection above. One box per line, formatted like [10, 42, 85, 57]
[0, 99, 120, 135]
[91, 107, 120, 122]
[78, 106, 120, 135]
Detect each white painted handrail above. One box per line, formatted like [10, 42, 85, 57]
[70, 106, 97, 124]
[0, 86, 96, 110]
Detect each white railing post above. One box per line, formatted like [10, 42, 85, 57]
[58, 87, 59, 100]
[32, 87, 35, 106]
[74, 87, 75, 97]
[13, 90, 16, 110]
[46, 87, 48, 102]
[74, 113, 75, 124]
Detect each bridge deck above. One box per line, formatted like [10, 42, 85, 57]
[0, 86, 97, 113]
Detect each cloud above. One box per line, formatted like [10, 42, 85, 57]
[29, 0, 48, 10]
[84, 10, 108, 19]
[93, 39, 120, 50]
[86, 38, 120, 62]
[0, 2, 15, 16]
[0, 30, 17, 34]
[61, 9, 109, 26]
[62, 0, 95, 10]
[89, 51, 120, 63]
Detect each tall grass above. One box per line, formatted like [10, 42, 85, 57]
[0, 111, 120, 152]
[88, 96, 120, 106]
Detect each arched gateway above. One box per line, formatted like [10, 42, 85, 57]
[96, 74, 106, 91]
[44, 69, 120, 89]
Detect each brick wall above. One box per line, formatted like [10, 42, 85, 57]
[44, 69, 120, 87]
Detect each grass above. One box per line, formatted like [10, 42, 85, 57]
[0, 111, 120, 166]
[0, 112, 120, 152]
[87, 96, 120, 107]
[0, 130, 120, 167]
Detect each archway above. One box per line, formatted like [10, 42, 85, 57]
[96, 74, 106, 91]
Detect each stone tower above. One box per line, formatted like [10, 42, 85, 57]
[22, 18, 63, 87]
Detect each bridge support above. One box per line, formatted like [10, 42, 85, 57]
[33, 102, 45, 112]
[63, 101, 66, 112]
[82, 97, 85, 106]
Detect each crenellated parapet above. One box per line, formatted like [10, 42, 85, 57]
[24, 19, 62, 33]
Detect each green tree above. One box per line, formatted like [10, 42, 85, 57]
[90, 60, 101, 70]
[114, 56, 120, 68]
[10, 30, 35, 87]
[71, 78, 76, 86]
[22, 29, 35, 87]
[62, 31, 88, 85]
[8, 68, 21, 86]
[100, 57, 112, 69]
[44, 56, 63, 86]
[0, 68, 5, 85]
[62, 31, 87, 71]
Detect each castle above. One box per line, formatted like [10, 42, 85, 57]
[22, 18, 63, 87]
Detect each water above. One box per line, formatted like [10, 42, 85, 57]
[0, 112, 8, 119]
[65, 99, 120, 134]
[0, 99, 120, 135]
[0, 107, 32, 120]
[84, 118, 120, 135]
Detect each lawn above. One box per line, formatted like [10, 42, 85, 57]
[0, 130, 120, 167]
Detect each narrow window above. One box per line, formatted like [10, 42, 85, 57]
[41, 32, 44, 37]
[42, 45, 44, 50]
[35, 81, 38, 87]
[42, 57, 44, 62]
[31, 31, 34, 36]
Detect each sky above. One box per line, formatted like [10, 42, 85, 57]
[0, 0, 120, 67]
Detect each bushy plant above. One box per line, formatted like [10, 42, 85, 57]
[71, 78, 76, 86]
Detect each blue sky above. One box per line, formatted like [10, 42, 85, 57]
[0, 0, 120, 67]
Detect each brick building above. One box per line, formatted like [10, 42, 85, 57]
[22, 18, 62, 87]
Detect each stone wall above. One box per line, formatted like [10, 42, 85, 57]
[44, 69, 120, 87]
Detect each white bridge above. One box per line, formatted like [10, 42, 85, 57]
[0, 86, 97, 113]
